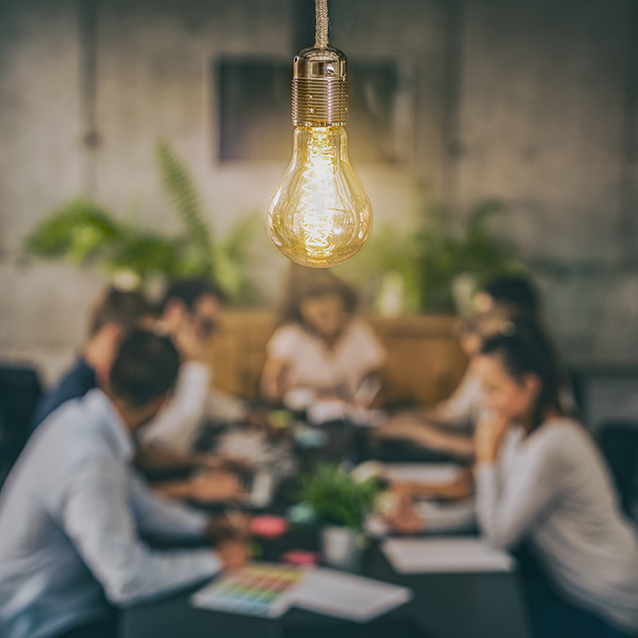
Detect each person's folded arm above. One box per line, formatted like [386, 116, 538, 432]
[60, 455, 220, 605]
[475, 442, 565, 549]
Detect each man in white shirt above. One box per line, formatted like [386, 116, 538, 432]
[0, 330, 248, 638]
[140, 278, 246, 454]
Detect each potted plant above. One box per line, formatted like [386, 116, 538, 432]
[298, 464, 382, 570]
[335, 185, 526, 314]
[23, 141, 261, 304]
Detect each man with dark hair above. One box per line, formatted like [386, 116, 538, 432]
[139, 278, 246, 453]
[29, 282, 245, 502]
[30, 286, 155, 430]
[0, 330, 248, 638]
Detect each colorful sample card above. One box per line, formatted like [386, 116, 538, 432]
[191, 563, 307, 618]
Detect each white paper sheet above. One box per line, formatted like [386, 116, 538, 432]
[382, 538, 514, 574]
[293, 568, 412, 622]
[383, 463, 464, 485]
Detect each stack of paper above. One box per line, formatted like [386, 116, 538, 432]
[293, 568, 412, 622]
[382, 538, 514, 574]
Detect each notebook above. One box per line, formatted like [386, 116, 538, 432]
[293, 568, 412, 622]
[382, 538, 514, 574]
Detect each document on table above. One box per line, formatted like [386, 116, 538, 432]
[293, 568, 413, 622]
[383, 463, 464, 484]
[382, 538, 514, 574]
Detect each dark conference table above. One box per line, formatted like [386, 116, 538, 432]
[121, 422, 532, 638]
[117, 542, 532, 638]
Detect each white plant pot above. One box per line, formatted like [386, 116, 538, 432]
[321, 526, 365, 571]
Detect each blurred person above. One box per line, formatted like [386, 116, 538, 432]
[26, 284, 243, 495]
[472, 274, 542, 321]
[374, 274, 551, 459]
[374, 309, 512, 459]
[260, 269, 386, 409]
[474, 322, 638, 638]
[138, 278, 246, 454]
[0, 331, 249, 638]
[30, 286, 154, 430]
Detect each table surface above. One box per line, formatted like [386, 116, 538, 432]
[122, 423, 532, 638]
[118, 543, 532, 638]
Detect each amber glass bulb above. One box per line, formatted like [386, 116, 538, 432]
[266, 126, 372, 268]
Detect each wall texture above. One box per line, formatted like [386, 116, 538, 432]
[0, 0, 637, 382]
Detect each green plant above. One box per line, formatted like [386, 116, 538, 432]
[23, 141, 261, 304]
[336, 187, 525, 313]
[416, 198, 524, 312]
[298, 464, 382, 530]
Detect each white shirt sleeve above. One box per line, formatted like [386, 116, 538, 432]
[266, 325, 298, 361]
[475, 431, 565, 549]
[129, 473, 208, 538]
[61, 455, 220, 605]
[138, 361, 211, 452]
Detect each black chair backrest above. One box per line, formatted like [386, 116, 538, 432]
[0, 364, 43, 485]
[597, 421, 638, 520]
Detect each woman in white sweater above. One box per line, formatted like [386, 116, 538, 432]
[474, 322, 638, 637]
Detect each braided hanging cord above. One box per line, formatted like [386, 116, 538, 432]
[315, 0, 329, 49]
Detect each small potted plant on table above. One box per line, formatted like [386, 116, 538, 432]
[298, 464, 382, 571]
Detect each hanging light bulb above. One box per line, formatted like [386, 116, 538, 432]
[266, 4, 373, 268]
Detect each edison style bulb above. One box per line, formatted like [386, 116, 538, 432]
[266, 126, 372, 268]
[266, 46, 373, 268]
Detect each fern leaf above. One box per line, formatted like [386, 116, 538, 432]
[155, 140, 214, 277]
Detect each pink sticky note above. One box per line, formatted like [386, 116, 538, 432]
[250, 515, 289, 538]
[281, 549, 320, 567]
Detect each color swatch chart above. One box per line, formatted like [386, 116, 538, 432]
[191, 563, 306, 618]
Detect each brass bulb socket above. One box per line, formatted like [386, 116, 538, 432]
[291, 47, 348, 127]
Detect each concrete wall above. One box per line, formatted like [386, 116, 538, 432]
[0, 0, 636, 383]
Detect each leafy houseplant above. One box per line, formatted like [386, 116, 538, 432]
[23, 141, 260, 304]
[415, 198, 524, 313]
[299, 464, 382, 531]
[298, 464, 382, 570]
[335, 188, 525, 314]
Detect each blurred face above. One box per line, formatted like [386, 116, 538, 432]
[459, 332, 482, 358]
[189, 294, 221, 342]
[164, 293, 221, 344]
[475, 354, 540, 422]
[299, 293, 347, 341]
[119, 394, 168, 432]
[472, 291, 494, 314]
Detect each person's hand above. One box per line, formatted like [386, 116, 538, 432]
[474, 412, 511, 464]
[216, 539, 250, 572]
[205, 511, 252, 541]
[180, 470, 246, 502]
[173, 318, 210, 362]
[386, 492, 423, 535]
[197, 454, 255, 474]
